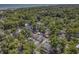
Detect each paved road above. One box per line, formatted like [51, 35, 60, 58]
[34, 38, 48, 54]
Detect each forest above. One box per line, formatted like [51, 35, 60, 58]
[0, 5, 79, 54]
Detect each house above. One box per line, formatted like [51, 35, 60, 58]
[58, 30, 66, 39]
[76, 44, 79, 48]
[75, 32, 79, 38]
[25, 23, 32, 31]
[12, 28, 22, 38]
[44, 29, 50, 38]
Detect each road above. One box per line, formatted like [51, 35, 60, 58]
[34, 38, 48, 54]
